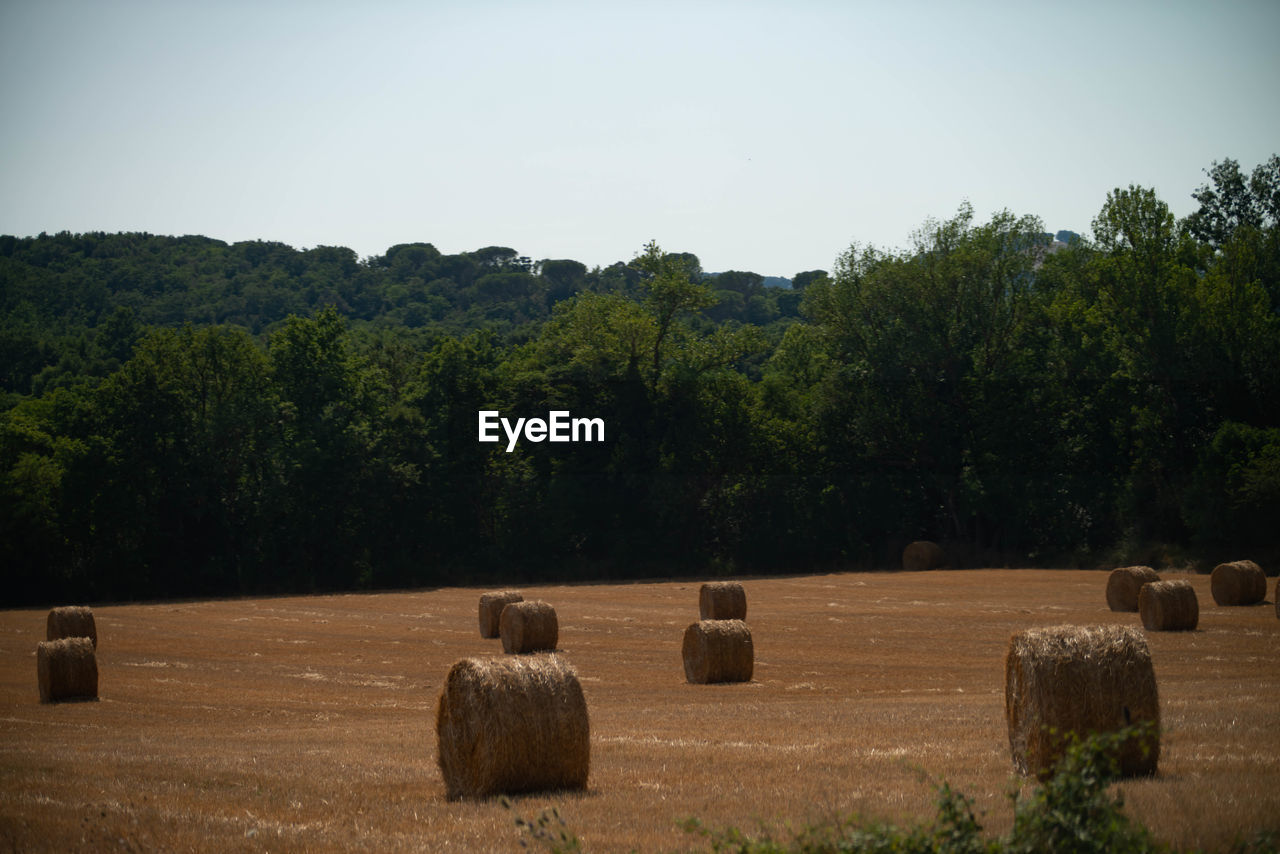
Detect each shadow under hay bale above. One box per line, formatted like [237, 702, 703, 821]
[1105, 566, 1159, 612]
[435, 654, 589, 800]
[699, 581, 746, 620]
[1139, 580, 1198, 631]
[1004, 624, 1159, 780]
[1210, 560, 1266, 606]
[46, 606, 97, 648]
[902, 540, 946, 571]
[499, 600, 558, 654]
[478, 590, 523, 639]
[37, 637, 98, 703]
[682, 620, 753, 684]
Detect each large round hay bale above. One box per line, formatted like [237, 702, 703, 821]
[478, 590, 523, 638]
[37, 637, 98, 703]
[1004, 624, 1159, 779]
[1210, 560, 1266, 606]
[1105, 566, 1159, 612]
[902, 540, 946, 571]
[698, 581, 746, 620]
[682, 620, 753, 684]
[499, 600, 558, 654]
[46, 606, 97, 648]
[435, 654, 589, 799]
[1138, 580, 1198, 631]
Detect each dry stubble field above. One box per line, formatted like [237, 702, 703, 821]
[1, 569, 1277, 853]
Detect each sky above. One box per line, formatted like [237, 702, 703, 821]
[2, 1, 1278, 279]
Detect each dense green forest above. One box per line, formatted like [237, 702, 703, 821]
[2, 156, 1278, 604]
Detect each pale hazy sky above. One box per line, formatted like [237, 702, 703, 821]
[2, 1, 1277, 277]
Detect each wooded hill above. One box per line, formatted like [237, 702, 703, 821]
[2, 156, 1277, 604]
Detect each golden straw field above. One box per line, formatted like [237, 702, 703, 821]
[1, 569, 1277, 852]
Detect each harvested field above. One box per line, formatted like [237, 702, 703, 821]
[0, 570, 1277, 852]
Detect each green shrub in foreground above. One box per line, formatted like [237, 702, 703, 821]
[514, 725, 1277, 853]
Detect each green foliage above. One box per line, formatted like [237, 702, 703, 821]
[1004, 726, 1161, 854]
[509, 729, 1280, 853]
[2, 156, 1279, 602]
[675, 727, 1177, 854]
[1184, 421, 1280, 552]
[506, 801, 586, 854]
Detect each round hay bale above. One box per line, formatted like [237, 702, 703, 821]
[1210, 560, 1266, 606]
[478, 590, 523, 639]
[902, 540, 946, 571]
[1138, 580, 1198, 631]
[682, 620, 753, 684]
[46, 606, 97, 648]
[698, 581, 747, 620]
[499, 600, 558, 654]
[37, 637, 98, 703]
[1004, 624, 1159, 779]
[435, 654, 589, 799]
[1105, 566, 1159, 612]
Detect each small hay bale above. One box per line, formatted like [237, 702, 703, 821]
[1210, 560, 1266, 606]
[902, 540, 946, 571]
[1138, 580, 1198, 631]
[46, 606, 97, 648]
[435, 654, 589, 799]
[37, 637, 98, 703]
[1004, 624, 1159, 779]
[699, 581, 747, 620]
[1105, 566, 1160, 612]
[478, 590, 523, 638]
[499, 600, 558, 654]
[682, 620, 753, 684]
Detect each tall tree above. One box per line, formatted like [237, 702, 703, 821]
[631, 241, 715, 386]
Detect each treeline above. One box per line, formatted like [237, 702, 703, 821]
[2, 156, 1278, 604]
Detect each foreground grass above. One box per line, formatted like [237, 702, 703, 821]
[516, 730, 1279, 854]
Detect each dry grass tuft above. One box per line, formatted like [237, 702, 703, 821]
[46, 605, 97, 648]
[499, 600, 558, 654]
[1105, 566, 1159, 612]
[1210, 560, 1266, 606]
[682, 619, 753, 684]
[435, 654, 589, 800]
[1004, 624, 1158, 780]
[902, 541, 946, 571]
[36, 637, 98, 703]
[1138, 580, 1198, 631]
[478, 590, 523, 638]
[698, 581, 747, 620]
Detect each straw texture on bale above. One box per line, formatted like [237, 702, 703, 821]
[46, 605, 97, 648]
[682, 620, 753, 684]
[1138, 580, 1199, 631]
[435, 654, 589, 799]
[499, 600, 558, 654]
[699, 581, 747, 620]
[1210, 560, 1266, 606]
[902, 540, 946, 571]
[1004, 624, 1159, 779]
[1105, 566, 1159, 612]
[478, 590, 523, 638]
[1275, 576, 1279, 620]
[37, 637, 98, 703]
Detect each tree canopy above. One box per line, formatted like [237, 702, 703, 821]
[2, 155, 1277, 604]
